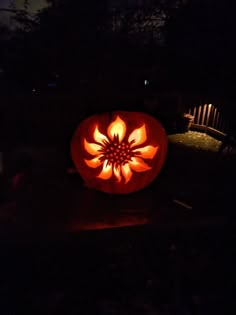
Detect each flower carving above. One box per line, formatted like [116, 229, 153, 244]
[83, 116, 159, 183]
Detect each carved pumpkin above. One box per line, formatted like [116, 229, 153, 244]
[71, 111, 168, 194]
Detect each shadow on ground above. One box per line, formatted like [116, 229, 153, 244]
[1, 131, 235, 235]
[0, 131, 235, 314]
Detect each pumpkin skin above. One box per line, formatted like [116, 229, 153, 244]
[71, 111, 168, 194]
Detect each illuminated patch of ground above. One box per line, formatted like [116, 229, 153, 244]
[168, 131, 222, 152]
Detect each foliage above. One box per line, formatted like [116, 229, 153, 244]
[0, 0, 111, 89]
[6, 0, 235, 92]
[0, 0, 38, 33]
[110, 0, 183, 45]
[111, 8, 167, 44]
[11, 10, 38, 32]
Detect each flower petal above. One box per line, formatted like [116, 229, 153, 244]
[128, 124, 147, 147]
[85, 156, 102, 168]
[94, 126, 109, 144]
[97, 160, 113, 180]
[107, 116, 126, 142]
[121, 163, 133, 183]
[133, 145, 159, 159]
[84, 139, 102, 156]
[113, 165, 121, 182]
[129, 157, 151, 172]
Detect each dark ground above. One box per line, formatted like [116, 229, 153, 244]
[0, 131, 235, 314]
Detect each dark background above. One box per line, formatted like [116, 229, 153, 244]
[0, 1, 236, 314]
[1, 0, 236, 147]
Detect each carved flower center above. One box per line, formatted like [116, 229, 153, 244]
[99, 139, 134, 166]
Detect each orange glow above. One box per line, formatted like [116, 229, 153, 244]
[84, 156, 102, 168]
[121, 163, 133, 183]
[84, 139, 101, 156]
[68, 215, 149, 231]
[97, 160, 113, 180]
[107, 115, 126, 142]
[83, 116, 158, 184]
[133, 145, 159, 159]
[128, 124, 147, 147]
[71, 219, 149, 231]
[71, 111, 168, 194]
[94, 126, 109, 143]
[129, 157, 151, 172]
[114, 165, 122, 182]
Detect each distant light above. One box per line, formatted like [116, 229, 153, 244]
[48, 82, 57, 88]
[144, 80, 149, 86]
[32, 89, 36, 92]
[209, 104, 212, 107]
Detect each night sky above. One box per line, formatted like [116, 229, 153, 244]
[0, 0, 48, 12]
[0, 0, 48, 27]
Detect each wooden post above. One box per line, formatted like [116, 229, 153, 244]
[202, 104, 207, 125]
[216, 111, 220, 130]
[212, 107, 217, 129]
[197, 105, 202, 125]
[206, 104, 212, 131]
[193, 106, 196, 123]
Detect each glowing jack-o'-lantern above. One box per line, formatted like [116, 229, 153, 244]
[71, 111, 168, 194]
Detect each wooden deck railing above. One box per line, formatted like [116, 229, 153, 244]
[188, 104, 228, 135]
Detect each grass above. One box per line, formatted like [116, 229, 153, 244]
[168, 131, 222, 152]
